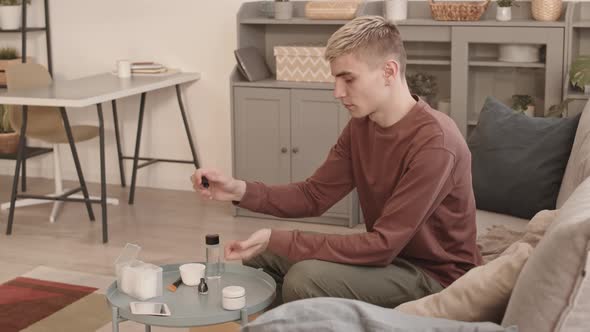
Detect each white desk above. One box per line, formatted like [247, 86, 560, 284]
[0, 72, 201, 243]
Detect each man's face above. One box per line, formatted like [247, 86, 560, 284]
[330, 53, 388, 119]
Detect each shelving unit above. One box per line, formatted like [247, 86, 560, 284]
[231, 1, 577, 226]
[0, 0, 53, 191]
[468, 57, 545, 68]
[564, 2, 590, 112]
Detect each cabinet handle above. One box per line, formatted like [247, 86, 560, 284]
[281, 147, 288, 153]
[292, 147, 299, 154]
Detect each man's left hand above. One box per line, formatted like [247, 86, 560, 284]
[225, 228, 271, 261]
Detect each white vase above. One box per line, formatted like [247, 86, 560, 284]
[274, 2, 293, 20]
[525, 105, 535, 117]
[584, 84, 590, 95]
[384, 0, 408, 22]
[0, 5, 22, 30]
[496, 7, 512, 21]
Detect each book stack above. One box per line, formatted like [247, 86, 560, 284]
[131, 62, 168, 74]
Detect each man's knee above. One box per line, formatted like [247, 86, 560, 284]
[282, 260, 327, 303]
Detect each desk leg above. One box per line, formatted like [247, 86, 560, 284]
[129, 92, 146, 205]
[111, 306, 120, 332]
[21, 155, 26, 192]
[59, 107, 95, 222]
[6, 106, 28, 235]
[175, 84, 200, 169]
[111, 100, 126, 187]
[97, 104, 108, 243]
[145, 325, 151, 332]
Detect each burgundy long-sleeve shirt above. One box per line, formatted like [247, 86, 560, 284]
[237, 99, 482, 287]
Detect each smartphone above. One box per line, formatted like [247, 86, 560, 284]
[129, 302, 171, 316]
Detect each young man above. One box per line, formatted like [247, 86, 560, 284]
[191, 16, 482, 308]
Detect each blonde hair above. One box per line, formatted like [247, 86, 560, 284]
[325, 16, 406, 74]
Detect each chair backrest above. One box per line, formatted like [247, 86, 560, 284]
[5, 63, 64, 138]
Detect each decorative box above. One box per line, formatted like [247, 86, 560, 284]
[305, 1, 361, 20]
[274, 46, 334, 83]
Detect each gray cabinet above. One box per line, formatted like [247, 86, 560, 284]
[233, 87, 290, 186]
[233, 87, 359, 227]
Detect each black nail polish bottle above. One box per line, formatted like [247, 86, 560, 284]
[198, 278, 208, 295]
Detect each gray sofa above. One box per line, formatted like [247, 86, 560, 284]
[241, 100, 590, 332]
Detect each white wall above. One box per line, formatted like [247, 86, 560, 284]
[0, 0, 249, 191]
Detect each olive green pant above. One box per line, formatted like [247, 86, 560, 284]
[244, 251, 444, 309]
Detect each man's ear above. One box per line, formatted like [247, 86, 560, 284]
[383, 59, 399, 85]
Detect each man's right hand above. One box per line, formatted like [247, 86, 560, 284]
[191, 168, 247, 202]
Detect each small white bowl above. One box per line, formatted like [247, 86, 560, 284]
[179, 263, 206, 286]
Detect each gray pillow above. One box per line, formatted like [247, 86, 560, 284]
[468, 97, 580, 219]
[242, 297, 517, 332]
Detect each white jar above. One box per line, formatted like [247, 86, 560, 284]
[384, 0, 408, 22]
[222, 286, 246, 310]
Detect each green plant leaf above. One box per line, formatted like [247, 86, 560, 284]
[570, 56, 590, 89]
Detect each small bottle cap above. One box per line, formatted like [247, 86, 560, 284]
[222, 286, 245, 298]
[206, 234, 220, 245]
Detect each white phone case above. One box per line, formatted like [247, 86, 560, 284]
[129, 302, 171, 316]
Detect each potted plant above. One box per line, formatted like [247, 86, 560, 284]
[570, 56, 590, 94]
[0, 104, 18, 154]
[0, 0, 31, 30]
[512, 94, 535, 117]
[407, 72, 438, 106]
[545, 98, 572, 118]
[274, 0, 292, 20]
[496, 0, 516, 21]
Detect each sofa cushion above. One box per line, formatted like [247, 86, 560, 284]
[468, 96, 580, 219]
[243, 298, 517, 332]
[395, 243, 532, 324]
[502, 177, 590, 332]
[556, 101, 590, 208]
[476, 209, 528, 236]
[477, 209, 557, 263]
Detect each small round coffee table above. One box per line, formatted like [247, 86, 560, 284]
[105, 263, 276, 331]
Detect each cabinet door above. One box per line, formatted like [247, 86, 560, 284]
[290, 89, 352, 218]
[233, 87, 291, 185]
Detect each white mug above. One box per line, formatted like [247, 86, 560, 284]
[117, 59, 132, 78]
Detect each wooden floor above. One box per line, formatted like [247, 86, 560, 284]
[0, 175, 364, 280]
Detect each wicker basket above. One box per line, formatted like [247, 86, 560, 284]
[531, 0, 562, 22]
[428, 0, 491, 21]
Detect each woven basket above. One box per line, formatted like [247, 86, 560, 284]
[428, 0, 491, 21]
[531, 0, 562, 22]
